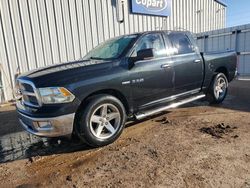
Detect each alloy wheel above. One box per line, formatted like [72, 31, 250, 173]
[214, 77, 227, 100]
[89, 103, 121, 139]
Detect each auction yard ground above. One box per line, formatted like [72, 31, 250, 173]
[0, 80, 250, 187]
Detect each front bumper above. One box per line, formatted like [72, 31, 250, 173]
[18, 111, 75, 137]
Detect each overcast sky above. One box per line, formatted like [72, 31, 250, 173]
[224, 0, 250, 27]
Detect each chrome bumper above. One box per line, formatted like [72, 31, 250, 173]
[18, 112, 75, 137]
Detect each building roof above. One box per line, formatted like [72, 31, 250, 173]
[214, 0, 227, 7]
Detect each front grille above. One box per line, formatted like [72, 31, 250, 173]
[16, 79, 40, 108]
[20, 82, 34, 92]
[23, 95, 39, 106]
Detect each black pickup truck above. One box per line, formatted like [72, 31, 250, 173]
[16, 31, 237, 147]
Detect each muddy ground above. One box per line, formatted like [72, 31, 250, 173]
[0, 80, 250, 188]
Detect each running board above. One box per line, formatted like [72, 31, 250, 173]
[135, 94, 206, 120]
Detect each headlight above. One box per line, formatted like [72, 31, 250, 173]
[38, 87, 75, 104]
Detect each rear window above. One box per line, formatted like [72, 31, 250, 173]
[168, 33, 194, 55]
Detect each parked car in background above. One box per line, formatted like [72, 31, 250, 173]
[16, 31, 237, 147]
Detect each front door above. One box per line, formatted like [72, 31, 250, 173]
[128, 33, 174, 110]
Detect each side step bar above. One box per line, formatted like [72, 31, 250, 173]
[135, 94, 206, 120]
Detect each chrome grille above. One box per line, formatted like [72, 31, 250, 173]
[16, 79, 40, 108]
[20, 83, 34, 92]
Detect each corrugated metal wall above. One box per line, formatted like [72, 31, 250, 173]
[196, 24, 250, 76]
[0, 0, 225, 103]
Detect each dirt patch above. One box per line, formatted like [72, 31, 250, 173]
[200, 123, 237, 138]
[1, 81, 250, 187]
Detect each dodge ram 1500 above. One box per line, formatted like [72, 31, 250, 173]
[16, 31, 237, 147]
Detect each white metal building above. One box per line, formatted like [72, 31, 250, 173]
[0, 0, 226, 103]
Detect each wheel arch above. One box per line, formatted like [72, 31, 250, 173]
[72, 88, 130, 138]
[75, 89, 130, 118]
[215, 66, 229, 79]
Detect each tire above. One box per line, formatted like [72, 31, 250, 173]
[206, 73, 228, 104]
[75, 94, 127, 147]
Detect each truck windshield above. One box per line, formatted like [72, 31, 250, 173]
[83, 35, 138, 60]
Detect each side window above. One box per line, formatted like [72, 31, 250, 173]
[132, 33, 167, 58]
[168, 33, 194, 55]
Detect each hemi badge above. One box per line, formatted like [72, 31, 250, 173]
[122, 81, 131, 85]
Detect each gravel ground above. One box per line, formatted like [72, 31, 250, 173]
[0, 80, 250, 188]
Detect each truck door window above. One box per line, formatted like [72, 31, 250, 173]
[168, 33, 194, 55]
[132, 33, 167, 58]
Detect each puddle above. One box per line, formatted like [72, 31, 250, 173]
[0, 131, 87, 163]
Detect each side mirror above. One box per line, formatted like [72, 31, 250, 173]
[128, 48, 154, 69]
[137, 48, 154, 61]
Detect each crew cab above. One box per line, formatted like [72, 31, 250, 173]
[16, 31, 237, 147]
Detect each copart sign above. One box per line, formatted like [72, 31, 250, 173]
[131, 0, 171, 17]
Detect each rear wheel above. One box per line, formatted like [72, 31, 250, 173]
[206, 73, 228, 104]
[75, 95, 126, 147]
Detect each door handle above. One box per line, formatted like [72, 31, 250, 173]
[161, 64, 171, 68]
[194, 59, 201, 63]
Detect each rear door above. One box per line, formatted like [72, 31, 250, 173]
[166, 33, 203, 94]
[128, 33, 175, 110]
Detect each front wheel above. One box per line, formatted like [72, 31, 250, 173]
[75, 95, 127, 147]
[206, 73, 228, 104]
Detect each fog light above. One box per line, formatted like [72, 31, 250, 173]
[37, 121, 52, 129]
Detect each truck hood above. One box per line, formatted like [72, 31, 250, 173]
[18, 59, 113, 87]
